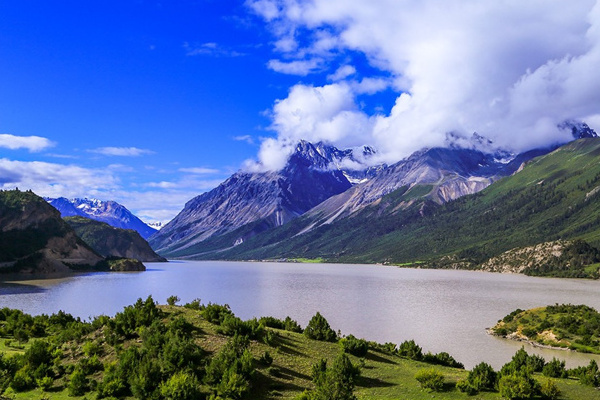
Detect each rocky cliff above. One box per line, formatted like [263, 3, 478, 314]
[0, 190, 103, 273]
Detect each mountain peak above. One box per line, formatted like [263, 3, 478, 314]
[46, 197, 157, 239]
[559, 120, 598, 139]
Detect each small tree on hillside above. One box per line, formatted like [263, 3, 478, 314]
[304, 312, 337, 342]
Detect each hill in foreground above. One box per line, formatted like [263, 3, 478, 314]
[2, 298, 600, 399]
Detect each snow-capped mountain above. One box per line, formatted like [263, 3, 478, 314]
[46, 197, 157, 239]
[149, 140, 376, 256]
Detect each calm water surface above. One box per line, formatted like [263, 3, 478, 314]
[1, 260, 600, 369]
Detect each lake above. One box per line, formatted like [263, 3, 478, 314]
[1, 260, 600, 369]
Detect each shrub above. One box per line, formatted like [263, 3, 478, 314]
[159, 371, 202, 400]
[67, 368, 89, 396]
[166, 295, 180, 306]
[304, 312, 337, 342]
[260, 351, 273, 366]
[10, 367, 34, 392]
[183, 298, 202, 310]
[414, 368, 444, 392]
[82, 340, 102, 357]
[422, 351, 464, 369]
[308, 353, 360, 400]
[498, 373, 538, 400]
[339, 335, 368, 357]
[543, 358, 568, 378]
[259, 316, 303, 333]
[36, 376, 54, 391]
[576, 359, 600, 386]
[540, 379, 561, 400]
[397, 340, 423, 360]
[468, 362, 497, 391]
[456, 378, 478, 395]
[201, 303, 234, 325]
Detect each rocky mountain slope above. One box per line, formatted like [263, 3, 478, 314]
[0, 190, 103, 273]
[192, 138, 600, 265]
[65, 216, 166, 262]
[46, 197, 156, 239]
[149, 141, 373, 255]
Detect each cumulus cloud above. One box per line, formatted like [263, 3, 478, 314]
[327, 65, 356, 81]
[0, 158, 118, 197]
[0, 134, 55, 152]
[90, 147, 155, 157]
[247, 82, 376, 170]
[248, 0, 600, 166]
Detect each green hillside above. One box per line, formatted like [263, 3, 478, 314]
[65, 216, 166, 262]
[492, 304, 600, 354]
[2, 298, 600, 399]
[196, 138, 600, 269]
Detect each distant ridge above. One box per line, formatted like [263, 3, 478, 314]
[46, 197, 157, 239]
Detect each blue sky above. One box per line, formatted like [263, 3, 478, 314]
[2, 0, 600, 223]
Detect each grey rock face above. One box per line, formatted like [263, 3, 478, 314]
[149, 141, 363, 255]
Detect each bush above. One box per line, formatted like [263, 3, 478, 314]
[540, 379, 561, 400]
[498, 373, 538, 400]
[260, 351, 273, 366]
[166, 295, 180, 306]
[10, 367, 34, 392]
[308, 353, 360, 400]
[67, 368, 89, 396]
[259, 316, 303, 333]
[304, 312, 337, 342]
[397, 340, 423, 360]
[576, 359, 600, 386]
[422, 351, 464, 369]
[36, 376, 54, 391]
[159, 371, 202, 400]
[183, 298, 202, 310]
[201, 303, 233, 325]
[456, 378, 478, 395]
[468, 362, 497, 391]
[339, 335, 368, 357]
[414, 368, 444, 392]
[543, 358, 568, 378]
[82, 340, 102, 357]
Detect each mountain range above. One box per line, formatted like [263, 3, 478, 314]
[46, 197, 157, 239]
[151, 122, 596, 260]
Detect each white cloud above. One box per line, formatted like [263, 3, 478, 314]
[248, 82, 376, 170]
[248, 0, 600, 164]
[184, 42, 245, 57]
[89, 147, 155, 157]
[327, 65, 356, 81]
[179, 167, 220, 174]
[0, 134, 55, 152]
[267, 58, 322, 75]
[0, 158, 118, 197]
[233, 135, 255, 144]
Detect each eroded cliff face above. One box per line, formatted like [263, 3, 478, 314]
[0, 190, 102, 273]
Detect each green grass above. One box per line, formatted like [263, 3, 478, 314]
[287, 257, 325, 263]
[4, 303, 600, 399]
[492, 304, 600, 354]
